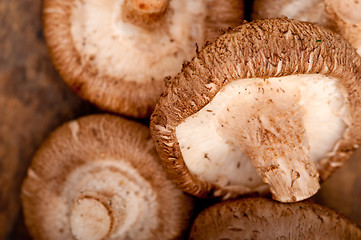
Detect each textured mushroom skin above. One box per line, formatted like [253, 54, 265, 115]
[43, 0, 244, 118]
[189, 198, 361, 240]
[150, 18, 361, 199]
[21, 115, 193, 240]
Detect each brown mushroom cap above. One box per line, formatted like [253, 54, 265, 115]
[21, 114, 193, 240]
[252, 0, 328, 26]
[189, 198, 361, 240]
[43, 0, 244, 118]
[150, 18, 361, 201]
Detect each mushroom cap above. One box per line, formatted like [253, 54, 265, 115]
[189, 197, 361, 239]
[150, 18, 361, 199]
[43, 0, 244, 118]
[252, 0, 328, 26]
[21, 114, 193, 240]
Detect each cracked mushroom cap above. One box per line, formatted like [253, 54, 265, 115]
[188, 198, 361, 240]
[43, 0, 244, 118]
[150, 18, 361, 203]
[21, 114, 193, 240]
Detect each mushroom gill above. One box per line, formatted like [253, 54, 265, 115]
[150, 18, 361, 202]
[43, 0, 244, 118]
[189, 198, 361, 240]
[21, 115, 192, 240]
[176, 74, 349, 202]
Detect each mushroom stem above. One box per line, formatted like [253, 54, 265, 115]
[217, 93, 320, 202]
[122, 0, 169, 29]
[70, 196, 114, 240]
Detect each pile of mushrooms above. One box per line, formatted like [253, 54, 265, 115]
[43, 0, 244, 118]
[18, 0, 361, 239]
[21, 115, 192, 240]
[189, 198, 361, 239]
[150, 18, 361, 202]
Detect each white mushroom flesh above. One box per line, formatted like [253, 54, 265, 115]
[37, 160, 159, 240]
[71, 0, 206, 83]
[176, 74, 350, 193]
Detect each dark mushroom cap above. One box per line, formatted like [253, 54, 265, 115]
[43, 0, 244, 118]
[150, 18, 361, 200]
[21, 114, 193, 240]
[189, 197, 361, 240]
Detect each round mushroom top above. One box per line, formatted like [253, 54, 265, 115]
[43, 0, 244, 118]
[150, 18, 361, 200]
[189, 198, 361, 240]
[21, 114, 192, 240]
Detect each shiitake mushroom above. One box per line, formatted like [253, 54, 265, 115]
[43, 0, 245, 118]
[150, 18, 361, 202]
[21, 114, 193, 240]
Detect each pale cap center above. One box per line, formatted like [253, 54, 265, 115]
[70, 198, 112, 240]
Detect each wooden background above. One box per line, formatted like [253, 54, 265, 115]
[0, 0, 360, 239]
[0, 0, 92, 239]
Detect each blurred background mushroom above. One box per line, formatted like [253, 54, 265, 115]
[189, 198, 361, 240]
[21, 114, 193, 240]
[315, 148, 361, 228]
[252, 0, 361, 55]
[324, 0, 361, 55]
[150, 18, 361, 203]
[43, 0, 245, 118]
[252, 0, 328, 25]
